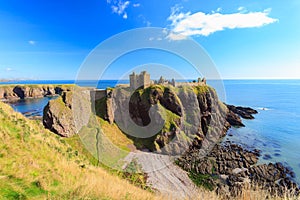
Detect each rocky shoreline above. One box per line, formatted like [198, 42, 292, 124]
[177, 105, 299, 198]
[0, 85, 73, 102]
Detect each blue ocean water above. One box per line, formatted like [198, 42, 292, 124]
[9, 96, 58, 117]
[218, 80, 300, 183]
[3, 79, 300, 182]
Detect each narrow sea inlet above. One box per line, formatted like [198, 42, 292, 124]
[8, 96, 58, 118]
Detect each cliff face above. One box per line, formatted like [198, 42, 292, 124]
[43, 84, 242, 153]
[96, 84, 240, 154]
[43, 88, 91, 137]
[0, 85, 72, 101]
[40, 84, 299, 198]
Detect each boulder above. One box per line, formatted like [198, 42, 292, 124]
[43, 89, 91, 137]
[177, 141, 299, 198]
[226, 104, 258, 119]
[226, 110, 245, 127]
[43, 96, 75, 137]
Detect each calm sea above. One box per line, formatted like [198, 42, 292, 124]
[219, 80, 300, 183]
[3, 79, 300, 182]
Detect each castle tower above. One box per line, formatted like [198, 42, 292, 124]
[139, 71, 150, 88]
[171, 78, 176, 87]
[129, 71, 150, 90]
[130, 72, 137, 89]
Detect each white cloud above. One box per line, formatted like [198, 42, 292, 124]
[5, 67, 13, 71]
[148, 37, 163, 41]
[167, 8, 278, 38]
[138, 14, 151, 27]
[166, 32, 187, 41]
[133, 3, 140, 7]
[212, 7, 222, 14]
[28, 40, 36, 45]
[109, 0, 130, 19]
[238, 6, 245, 11]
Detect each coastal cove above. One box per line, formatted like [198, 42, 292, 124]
[2, 79, 300, 185]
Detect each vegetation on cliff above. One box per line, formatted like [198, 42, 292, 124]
[1, 83, 298, 199]
[0, 102, 160, 200]
[0, 84, 74, 101]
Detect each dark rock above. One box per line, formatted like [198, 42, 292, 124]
[226, 104, 257, 119]
[1, 85, 68, 101]
[273, 153, 281, 157]
[235, 106, 258, 114]
[226, 110, 245, 127]
[13, 86, 25, 99]
[177, 141, 299, 198]
[263, 154, 272, 160]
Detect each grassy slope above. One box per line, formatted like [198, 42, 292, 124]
[98, 118, 134, 152]
[0, 102, 159, 200]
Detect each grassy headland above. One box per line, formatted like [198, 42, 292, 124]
[0, 101, 159, 199]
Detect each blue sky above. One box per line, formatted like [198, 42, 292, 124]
[0, 0, 299, 80]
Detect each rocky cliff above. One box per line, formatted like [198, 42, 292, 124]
[94, 84, 244, 155]
[0, 85, 73, 101]
[42, 84, 299, 198]
[44, 84, 242, 149]
[43, 88, 92, 137]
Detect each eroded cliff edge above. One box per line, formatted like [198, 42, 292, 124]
[93, 84, 244, 154]
[0, 84, 73, 101]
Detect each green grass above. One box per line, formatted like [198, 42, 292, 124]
[193, 85, 210, 95]
[161, 106, 180, 134]
[122, 159, 151, 191]
[188, 171, 217, 191]
[0, 102, 159, 200]
[95, 97, 108, 119]
[65, 134, 99, 166]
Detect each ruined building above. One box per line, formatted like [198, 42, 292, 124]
[129, 71, 151, 90]
[129, 71, 206, 89]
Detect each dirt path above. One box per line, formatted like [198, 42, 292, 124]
[124, 151, 199, 199]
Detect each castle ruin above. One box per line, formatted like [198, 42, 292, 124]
[129, 71, 151, 90]
[129, 71, 206, 89]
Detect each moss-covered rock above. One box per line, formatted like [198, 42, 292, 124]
[43, 88, 91, 137]
[99, 84, 231, 154]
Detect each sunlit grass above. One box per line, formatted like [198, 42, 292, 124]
[0, 102, 160, 200]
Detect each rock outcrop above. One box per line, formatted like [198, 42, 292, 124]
[0, 85, 72, 101]
[177, 141, 299, 197]
[43, 94, 75, 137]
[43, 88, 91, 137]
[96, 84, 242, 155]
[226, 104, 258, 119]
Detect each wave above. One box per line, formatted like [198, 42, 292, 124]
[256, 107, 272, 111]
